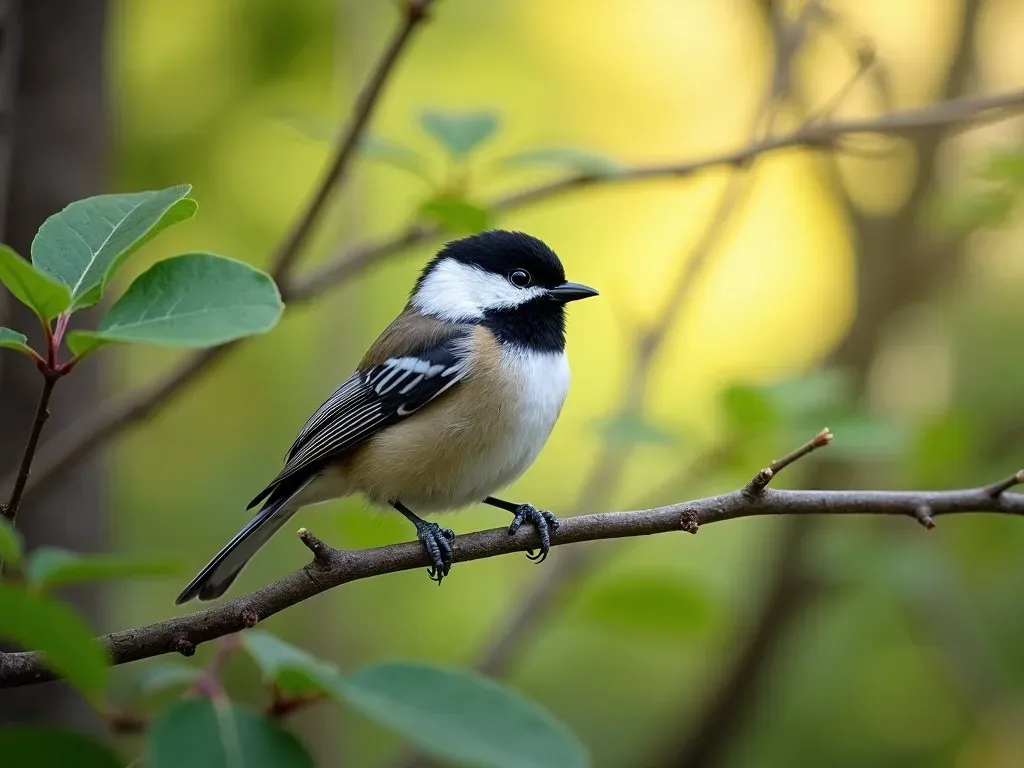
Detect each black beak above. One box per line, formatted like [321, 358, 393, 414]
[548, 281, 599, 303]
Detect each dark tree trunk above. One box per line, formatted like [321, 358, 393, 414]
[0, 0, 107, 729]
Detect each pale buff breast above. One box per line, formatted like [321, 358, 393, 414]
[334, 326, 570, 512]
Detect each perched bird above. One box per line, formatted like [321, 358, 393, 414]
[176, 230, 598, 604]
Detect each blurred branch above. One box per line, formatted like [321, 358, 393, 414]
[11, 87, 1024, 508]
[290, 84, 1024, 302]
[660, 517, 820, 768]
[3, 432, 1024, 689]
[269, 0, 435, 281]
[654, 3, 989, 766]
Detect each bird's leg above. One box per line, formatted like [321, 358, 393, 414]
[483, 496, 559, 563]
[393, 501, 455, 584]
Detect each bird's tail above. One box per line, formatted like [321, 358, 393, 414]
[175, 486, 303, 605]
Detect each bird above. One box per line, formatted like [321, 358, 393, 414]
[176, 230, 598, 604]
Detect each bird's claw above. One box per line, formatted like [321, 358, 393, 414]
[414, 520, 455, 584]
[507, 504, 559, 563]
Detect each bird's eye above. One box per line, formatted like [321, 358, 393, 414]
[509, 269, 531, 288]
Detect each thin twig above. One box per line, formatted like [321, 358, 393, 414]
[743, 427, 833, 494]
[269, 0, 435, 281]
[1, 437, 1022, 688]
[292, 85, 1024, 303]
[188, 634, 240, 700]
[2, 371, 57, 523]
[984, 469, 1024, 498]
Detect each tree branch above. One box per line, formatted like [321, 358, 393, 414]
[289, 84, 1024, 303]
[1, 370, 56, 524]
[1, 434, 1023, 689]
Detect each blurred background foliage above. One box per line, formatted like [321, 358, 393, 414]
[10, 0, 1024, 765]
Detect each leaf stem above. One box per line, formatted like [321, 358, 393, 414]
[3, 370, 58, 524]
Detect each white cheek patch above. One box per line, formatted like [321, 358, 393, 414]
[413, 259, 547, 321]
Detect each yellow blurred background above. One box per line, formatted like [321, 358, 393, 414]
[59, 0, 1024, 764]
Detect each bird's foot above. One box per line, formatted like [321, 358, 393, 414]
[507, 504, 559, 563]
[413, 519, 455, 584]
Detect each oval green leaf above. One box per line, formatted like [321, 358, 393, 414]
[419, 195, 493, 234]
[0, 727, 121, 768]
[25, 547, 180, 593]
[146, 699, 314, 768]
[360, 135, 435, 183]
[0, 246, 71, 321]
[419, 110, 499, 158]
[342, 662, 589, 768]
[499, 147, 622, 178]
[32, 185, 197, 310]
[0, 518, 23, 567]
[241, 630, 346, 698]
[594, 413, 676, 447]
[820, 416, 909, 461]
[719, 383, 779, 436]
[0, 327, 34, 359]
[122, 661, 203, 702]
[0, 584, 107, 701]
[572, 575, 716, 640]
[66, 253, 283, 355]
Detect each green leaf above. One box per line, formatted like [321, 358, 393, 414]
[32, 185, 197, 309]
[572, 575, 715, 640]
[25, 547, 180, 593]
[0, 327, 34, 359]
[0, 518, 23, 567]
[0, 727, 121, 768]
[0, 246, 71, 321]
[720, 384, 779, 436]
[123, 661, 203, 701]
[277, 111, 339, 142]
[419, 195, 494, 234]
[907, 412, 974, 485]
[147, 699, 314, 768]
[930, 188, 1018, 234]
[499, 147, 622, 178]
[241, 630, 346, 698]
[66, 253, 283, 355]
[360, 134, 434, 183]
[420, 110, 499, 158]
[760, 369, 853, 421]
[978, 148, 1024, 186]
[595, 412, 675, 447]
[825, 416, 908, 461]
[809, 528, 947, 598]
[342, 662, 589, 768]
[0, 584, 107, 701]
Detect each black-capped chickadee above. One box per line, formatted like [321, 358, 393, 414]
[177, 230, 598, 603]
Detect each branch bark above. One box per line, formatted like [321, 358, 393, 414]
[12, 84, 1024, 505]
[1, 442, 1022, 689]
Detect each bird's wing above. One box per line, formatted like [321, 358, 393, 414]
[247, 329, 473, 509]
